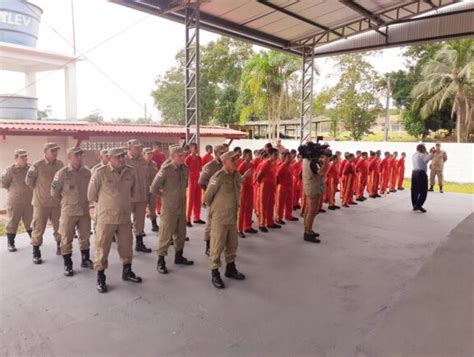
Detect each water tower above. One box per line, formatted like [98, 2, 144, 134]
[0, 0, 79, 120]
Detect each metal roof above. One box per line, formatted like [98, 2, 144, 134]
[0, 120, 247, 139]
[110, 0, 474, 57]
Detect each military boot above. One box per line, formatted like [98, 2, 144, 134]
[151, 219, 159, 232]
[174, 250, 194, 265]
[224, 262, 246, 280]
[7, 233, 16, 252]
[157, 256, 168, 274]
[135, 235, 152, 253]
[439, 185, 444, 193]
[303, 232, 321, 243]
[428, 185, 434, 192]
[63, 254, 73, 277]
[56, 241, 61, 256]
[32, 246, 42, 264]
[97, 270, 107, 293]
[205, 240, 210, 256]
[122, 264, 142, 283]
[80, 249, 94, 269]
[211, 269, 225, 289]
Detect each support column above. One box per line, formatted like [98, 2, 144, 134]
[64, 62, 77, 120]
[25, 72, 36, 98]
[299, 46, 314, 144]
[184, 4, 200, 148]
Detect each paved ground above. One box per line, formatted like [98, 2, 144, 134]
[0, 190, 472, 357]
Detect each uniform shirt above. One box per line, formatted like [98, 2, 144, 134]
[150, 161, 188, 215]
[51, 165, 91, 216]
[276, 162, 293, 188]
[379, 157, 390, 175]
[202, 153, 214, 167]
[204, 168, 241, 225]
[87, 164, 136, 224]
[412, 152, 432, 172]
[302, 159, 324, 197]
[125, 154, 148, 203]
[91, 162, 105, 176]
[355, 159, 369, 175]
[431, 150, 447, 170]
[368, 157, 377, 172]
[26, 158, 64, 207]
[343, 161, 355, 176]
[184, 154, 202, 179]
[152, 151, 166, 170]
[198, 158, 222, 189]
[256, 160, 277, 186]
[1, 163, 33, 208]
[145, 160, 158, 190]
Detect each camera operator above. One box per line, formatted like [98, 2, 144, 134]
[302, 150, 329, 243]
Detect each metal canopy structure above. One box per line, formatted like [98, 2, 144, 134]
[111, 0, 474, 143]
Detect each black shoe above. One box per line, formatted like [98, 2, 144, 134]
[239, 232, 247, 238]
[186, 222, 193, 228]
[276, 220, 286, 225]
[288, 217, 299, 221]
[185, 237, 190, 241]
[334, 205, 341, 209]
[32, 246, 42, 264]
[175, 250, 194, 265]
[370, 195, 376, 198]
[151, 219, 159, 232]
[244, 228, 258, 234]
[428, 186, 434, 192]
[80, 249, 94, 269]
[312, 231, 320, 238]
[211, 269, 225, 289]
[193, 219, 206, 224]
[356, 198, 364, 202]
[268, 224, 281, 229]
[122, 264, 142, 283]
[56, 241, 61, 256]
[419, 207, 427, 213]
[376, 194, 382, 198]
[328, 205, 337, 210]
[205, 240, 210, 256]
[319, 209, 326, 213]
[350, 202, 358, 205]
[439, 186, 444, 193]
[398, 187, 405, 191]
[135, 235, 152, 253]
[259, 226, 269, 233]
[7, 233, 16, 252]
[97, 270, 107, 293]
[304, 233, 321, 243]
[63, 254, 73, 277]
[157, 256, 168, 274]
[225, 262, 246, 280]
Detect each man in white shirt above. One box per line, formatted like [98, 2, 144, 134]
[411, 144, 433, 213]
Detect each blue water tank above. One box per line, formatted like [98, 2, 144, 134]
[0, 0, 42, 47]
[0, 95, 38, 120]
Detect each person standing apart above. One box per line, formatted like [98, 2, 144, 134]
[1, 149, 33, 252]
[185, 143, 204, 227]
[237, 149, 256, 238]
[429, 143, 448, 193]
[51, 147, 92, 276]
[397, 152, 406, 190]
[204, 151, 245, 289]
[87, 148, 142, 293]
[143, 147, 159, 232]
[411, 144, 433, 213]
[26, 143, 64, 264]
[125, 139, 152, 253]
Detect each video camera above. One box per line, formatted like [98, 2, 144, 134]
[297, 137, 332, 161]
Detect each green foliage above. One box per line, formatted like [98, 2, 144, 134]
[81, 109, 104, 123]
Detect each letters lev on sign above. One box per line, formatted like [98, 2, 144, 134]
[0, 11, 33, 29]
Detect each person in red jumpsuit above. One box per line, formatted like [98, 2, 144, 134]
[291, 155, 303, 210]
[184, 143, 204, 226]
[256, 148, 280, 232]
[379, 151, 391, 194]
[338, 152, 349, 202]
[333, 151, 342, 192]
[341, 154, 356, 207]
[252, 149, 264, 214]
[389, 151, 398, 192]
[202, 145, 214, 166]
[233, 146, 243, 169]
[152, 142, 166, 215]
[397, 152, 406, 190]
[275, 151, 298, 224]
[372, 150, 382, 198]
[326, 155, 340, 210]
[355, 152, 369, 201]
[238, 149, 257, 238]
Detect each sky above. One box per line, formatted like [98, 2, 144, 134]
[1, 0, 409, 121]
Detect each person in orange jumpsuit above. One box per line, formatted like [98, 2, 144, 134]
[341, 154, 356, 207]
[379, 151, 391, 194]
[367, 151, 376, 198]
[372, 150, 382, 198]
[389, 151, 398, 192]
[252, 149, 264, 214]
[275, 151, 298, 224]
[291, 154, 303, 210]
[202, 145, 214, 166]
[233, 146, 243, 169]
[152, 142, 166, 215]
[326, 155, 340, 210]
[338, 152, 349, 202]
[184, 143, 204, 226]
[354, 150, 362, 165]
[397, 152, 406, 190]
[355, 151, 369, 201]
[238, 149, 256, 238]
[334, 151, 342, 192]
[256, 148, 280, 232]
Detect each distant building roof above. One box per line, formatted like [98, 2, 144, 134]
[0, 120, 247, 139]
[239, 117, 330, 126]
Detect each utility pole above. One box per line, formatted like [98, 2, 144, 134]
[71, 0, 77, 56]
[384, 75, 390, 141]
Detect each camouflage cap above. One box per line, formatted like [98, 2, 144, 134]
[169, 145, 185, 156]
[221, 151, 239, 162]
[127, 139, 143, 148]
[14, 149, 28, 157]
[99, 148, 109, 156]
[43, 142, 60, 152]
[214, 144, 228, 154]
[109, 147, 127, 157]
[67, 147, 84, 156]
[143, 147, 153, 154]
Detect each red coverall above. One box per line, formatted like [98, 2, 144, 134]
[397, 158, 405, 189]
[152, 150, 166, 214]
[275, 162, 293, 221]
[355, 159, 369, 199]
[238, 161, 253, 233]
[342, 162, 355, 206]
[256, 160, 277, 227]
[326, 162, 337, 207]
[338, 159, 348, 201]
[184, 154, 203, 222]
[252, 157, 263, 213]
[379, 157, 391, 194]
[202, 153, 214, 167]
[291, 160, 303, 207]
[389, 158, 398, 191]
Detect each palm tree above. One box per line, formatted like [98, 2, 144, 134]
[412, 39, 474, 142]
[239, 50, 301, 140]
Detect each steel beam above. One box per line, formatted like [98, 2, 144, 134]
[184, 4, 200, 147]
[299, 46, 314, 144]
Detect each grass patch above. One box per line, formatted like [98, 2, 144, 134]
[402, 179, 474, 194]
